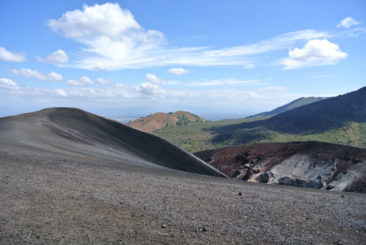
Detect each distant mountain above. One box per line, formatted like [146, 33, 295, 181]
[247, 97, 326, 119]
[195, 141, 366, 193]
[213, 86, 366, 144]
[127, 111, 205, 132]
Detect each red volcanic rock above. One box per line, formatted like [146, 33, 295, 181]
[195, 142, 366, 192]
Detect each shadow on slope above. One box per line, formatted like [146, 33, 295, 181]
[212, 87, 366, 143]
[0, 108, 226, 177]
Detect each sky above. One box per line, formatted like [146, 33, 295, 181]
[0, 0, 365, 120]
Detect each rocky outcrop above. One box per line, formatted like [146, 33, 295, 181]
[195, 141, 366, 192]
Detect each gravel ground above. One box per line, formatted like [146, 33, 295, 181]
[1, 146, 365, 245]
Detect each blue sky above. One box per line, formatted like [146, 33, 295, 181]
[0, 0, 365, 120]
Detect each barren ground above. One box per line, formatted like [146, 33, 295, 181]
[195, 142, 366, 192]
[1, 145, 366, 245]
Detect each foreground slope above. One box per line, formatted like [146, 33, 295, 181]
[1, 142, 366, 244]
[0, 109, 365, 244]
[0, 108, 224, 177]
[127, 111, 205, 132]
[195, 142, 366, 192]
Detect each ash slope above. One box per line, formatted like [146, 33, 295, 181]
[195, 141, 366, 192]
[0, 108, 225, 177]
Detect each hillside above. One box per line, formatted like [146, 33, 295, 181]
[212, 86, 366, 145]
[0, 108, 224, 177]
[153, 118, 255, 152]
[153, 87, 366, 152]
[127, 111, 205, 132]
[195, 141, 366, 192]
[2, 109, 365, 244]
[247, 96, 326, 119]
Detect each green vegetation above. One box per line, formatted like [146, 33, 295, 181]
[153, 117, 266, 152]
[154, 120, 366, 153]
[215, 121, 366, 147]
[176, 115, 190, 126]
[155, 88, 366, 153]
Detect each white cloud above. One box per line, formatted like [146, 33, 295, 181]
[67, 76, 113, 86]
[48, 72, 63, 82]
[343, 26, 366, 38]
[337, 17, 360, 28]
[48, 3, 163, 70]
[35, 56, 43, 62]
[280, 39, 347, 70]
[137, 82, 166, 96]
[146, 73, 164, 84]
[67, 80, 82, 86]
[204, 29, 330, 57]
[0, 47, 26, 62]
[67, 76, 94, 86]
[0, 78, 19, 90]
[168, 67, 189, 75]
[96, 78, 113, 85]
[10, 68, 63, 82]
[64, 84, 134, 98]
[136, 74, 166, 96]
[74, 28, 329, 70]
[0, 76, 306, 115]
[48, 3, 332, 70]
[55, 88, 68, 97]
[189, 79, 258, 86]
[243, 64, 256, 69]
[45, 49, 69, 64]
[48, 3, 141, 39]
[79, 76, 93, 84]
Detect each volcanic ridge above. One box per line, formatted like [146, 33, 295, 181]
[0, 108, 224, 177]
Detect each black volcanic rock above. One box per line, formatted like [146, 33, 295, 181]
[195, 141, 366, 192]
[0, 108, 226, 177]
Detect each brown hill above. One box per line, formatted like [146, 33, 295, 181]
[127, 111, 205, 132]
[195, 141, 366, 192]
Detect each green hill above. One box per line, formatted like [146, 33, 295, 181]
[154, 87, 366, 153]
[213, 86, 366, 146]
[247, 97, 326, 119]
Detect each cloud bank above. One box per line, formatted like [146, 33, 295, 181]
[10, 68, 63, 82]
